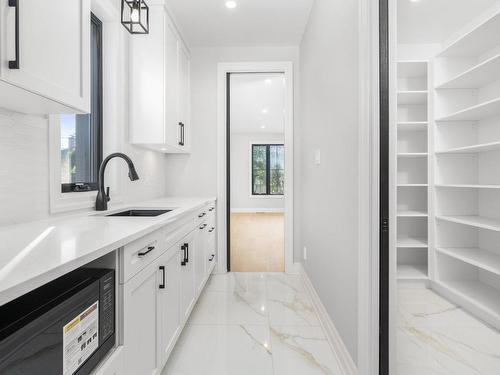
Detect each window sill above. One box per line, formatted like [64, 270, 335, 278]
[249, 195, 285, 199]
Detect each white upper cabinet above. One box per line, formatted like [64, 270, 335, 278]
[130, 4, 191, 153]
[0, 0, 90, 114]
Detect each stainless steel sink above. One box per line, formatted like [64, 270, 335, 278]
[105, 209, 172, 217]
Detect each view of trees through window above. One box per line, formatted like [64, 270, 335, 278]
[252, 144, 284, 195]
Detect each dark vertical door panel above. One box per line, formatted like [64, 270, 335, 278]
[379, 0, 390, 373]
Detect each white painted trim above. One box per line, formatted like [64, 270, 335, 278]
[230, 208, 284, 213]
[217, 62, 294, 274]
[358, 0, 380, 373]
[299, 264, 357, 375]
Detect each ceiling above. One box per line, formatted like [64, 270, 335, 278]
[230, 73, 285, 134]
[397, 0, 498, 44]
[168, 0, 314, 47]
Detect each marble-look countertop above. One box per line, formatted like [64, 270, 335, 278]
[0, 197, 215, 306]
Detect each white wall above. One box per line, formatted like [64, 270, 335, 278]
[163, 46, 303, 259]
[299, 0, 359, 364]
[0, 1, 167, 227]
[230, 132, 284, 211]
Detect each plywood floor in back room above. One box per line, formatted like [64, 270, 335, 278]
[230, 212, 284, 272]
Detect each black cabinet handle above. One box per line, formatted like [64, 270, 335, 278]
[209, 207, 215, 212]
[178, 122, 185, 146]
[8, 0, 19, 69]
[199, 223, 207, 230]
[208, 227, 215, 233]
[185, 243, 189, 263]
[209, 255, 215, 262]
[138, 245, 155, 257]
[198, 212, 206, 218]
[159, 266, 166, 289]
[181, 244, 186, 266]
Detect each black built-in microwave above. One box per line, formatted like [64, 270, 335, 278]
[0, 268, 115, 375]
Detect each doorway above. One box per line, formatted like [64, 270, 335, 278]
[227, 72, 286, 272]
[216, 62, 294, 275]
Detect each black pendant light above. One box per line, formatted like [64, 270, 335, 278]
[121, 0, 149, 34]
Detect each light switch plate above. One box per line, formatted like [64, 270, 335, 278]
[314, 149, 321, 165]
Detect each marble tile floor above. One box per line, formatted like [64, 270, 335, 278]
[398, 286, 500, 375]
[161, 272, 343, 375]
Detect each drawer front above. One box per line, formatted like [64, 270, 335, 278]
[196, 206, 209, 226]
[120, 229, 165, 283]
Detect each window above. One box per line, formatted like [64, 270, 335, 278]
[60, 14, 103, 193]
[251, 144, 284, 195]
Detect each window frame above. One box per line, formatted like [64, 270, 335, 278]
[61, 13, 103, 194]
[251, 143, 284, 196]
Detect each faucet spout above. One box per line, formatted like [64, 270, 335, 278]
[95, 153, 140, 211]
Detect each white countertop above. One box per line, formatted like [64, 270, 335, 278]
[0, 197, 215, 306]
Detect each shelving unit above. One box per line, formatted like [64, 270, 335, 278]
[432, 8, 500, 330]
[396, 61, 430, 282]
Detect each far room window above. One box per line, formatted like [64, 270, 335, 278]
[60, 14, 103, 193]
[251, 144, 284, 195]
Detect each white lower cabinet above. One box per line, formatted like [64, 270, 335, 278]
[122, 260, 161, 375]
[195, 223, 208, 293]
[157, 248, 182, 368]
[115, 203, 216, 375]
[179, 230, 196, 324]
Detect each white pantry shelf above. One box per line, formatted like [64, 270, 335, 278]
[397, 122, 428, 131]
[397, 237, 428, 248]
[397, 91, 428, 105]
[397, 210, 428, 217]
[436, 97, 500, 122]
[436, 53, 500, 89]
[436, 215, 500, 232]
[436, 141, 500, 154]
[433, 281, 500, 326]
[397, 264, 428, 280]
[436, 247, 500, 276]
[397, 153, 428, 158]
[436, 184, 500, 189]
[397, 183, 428, 187]
[437, 11, 500, 58]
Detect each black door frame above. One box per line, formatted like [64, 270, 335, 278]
[226, 72, 232, 272]
[379, 0, 390, 373]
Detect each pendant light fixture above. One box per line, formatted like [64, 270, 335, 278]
[121, 0, 149, 34]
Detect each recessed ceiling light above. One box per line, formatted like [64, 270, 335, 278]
[261, 109, 268, 114]
[410, 0, 420, 3]
[225, 1, 237, 9]
[161, 147, 167, 151]
[265, 78, 272, 84]
[260, 125, 266, 129]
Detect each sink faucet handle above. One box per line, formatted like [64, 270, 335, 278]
[106, 187, 111, 201]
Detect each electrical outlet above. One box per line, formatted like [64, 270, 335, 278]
[303, 246, 307, 260]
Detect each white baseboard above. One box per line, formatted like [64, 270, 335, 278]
[231, 208, 284, 213]
[299, 263, 358, 375]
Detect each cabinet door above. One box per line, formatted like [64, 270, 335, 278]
[130, 5, 165, 144]
[122, 261, 160, 375]
[180, 231, 196, 324]
[177, 44, 190, 149]
[0, 0, 90, 112]
[195, 224, 208, 293]
[206, 229, 216, 276]
[164, 19, 180, 148]
[157, 250, 181, 368]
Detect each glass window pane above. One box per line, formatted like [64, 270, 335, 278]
[270, 145, 284, 195]
[252, 145, 267, 194]
[60, 114, 92, 184]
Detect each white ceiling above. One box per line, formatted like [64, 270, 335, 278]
[168, 0, 314, 47]
[397, 0, 498, 44]
[230, 73, 285, 134]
